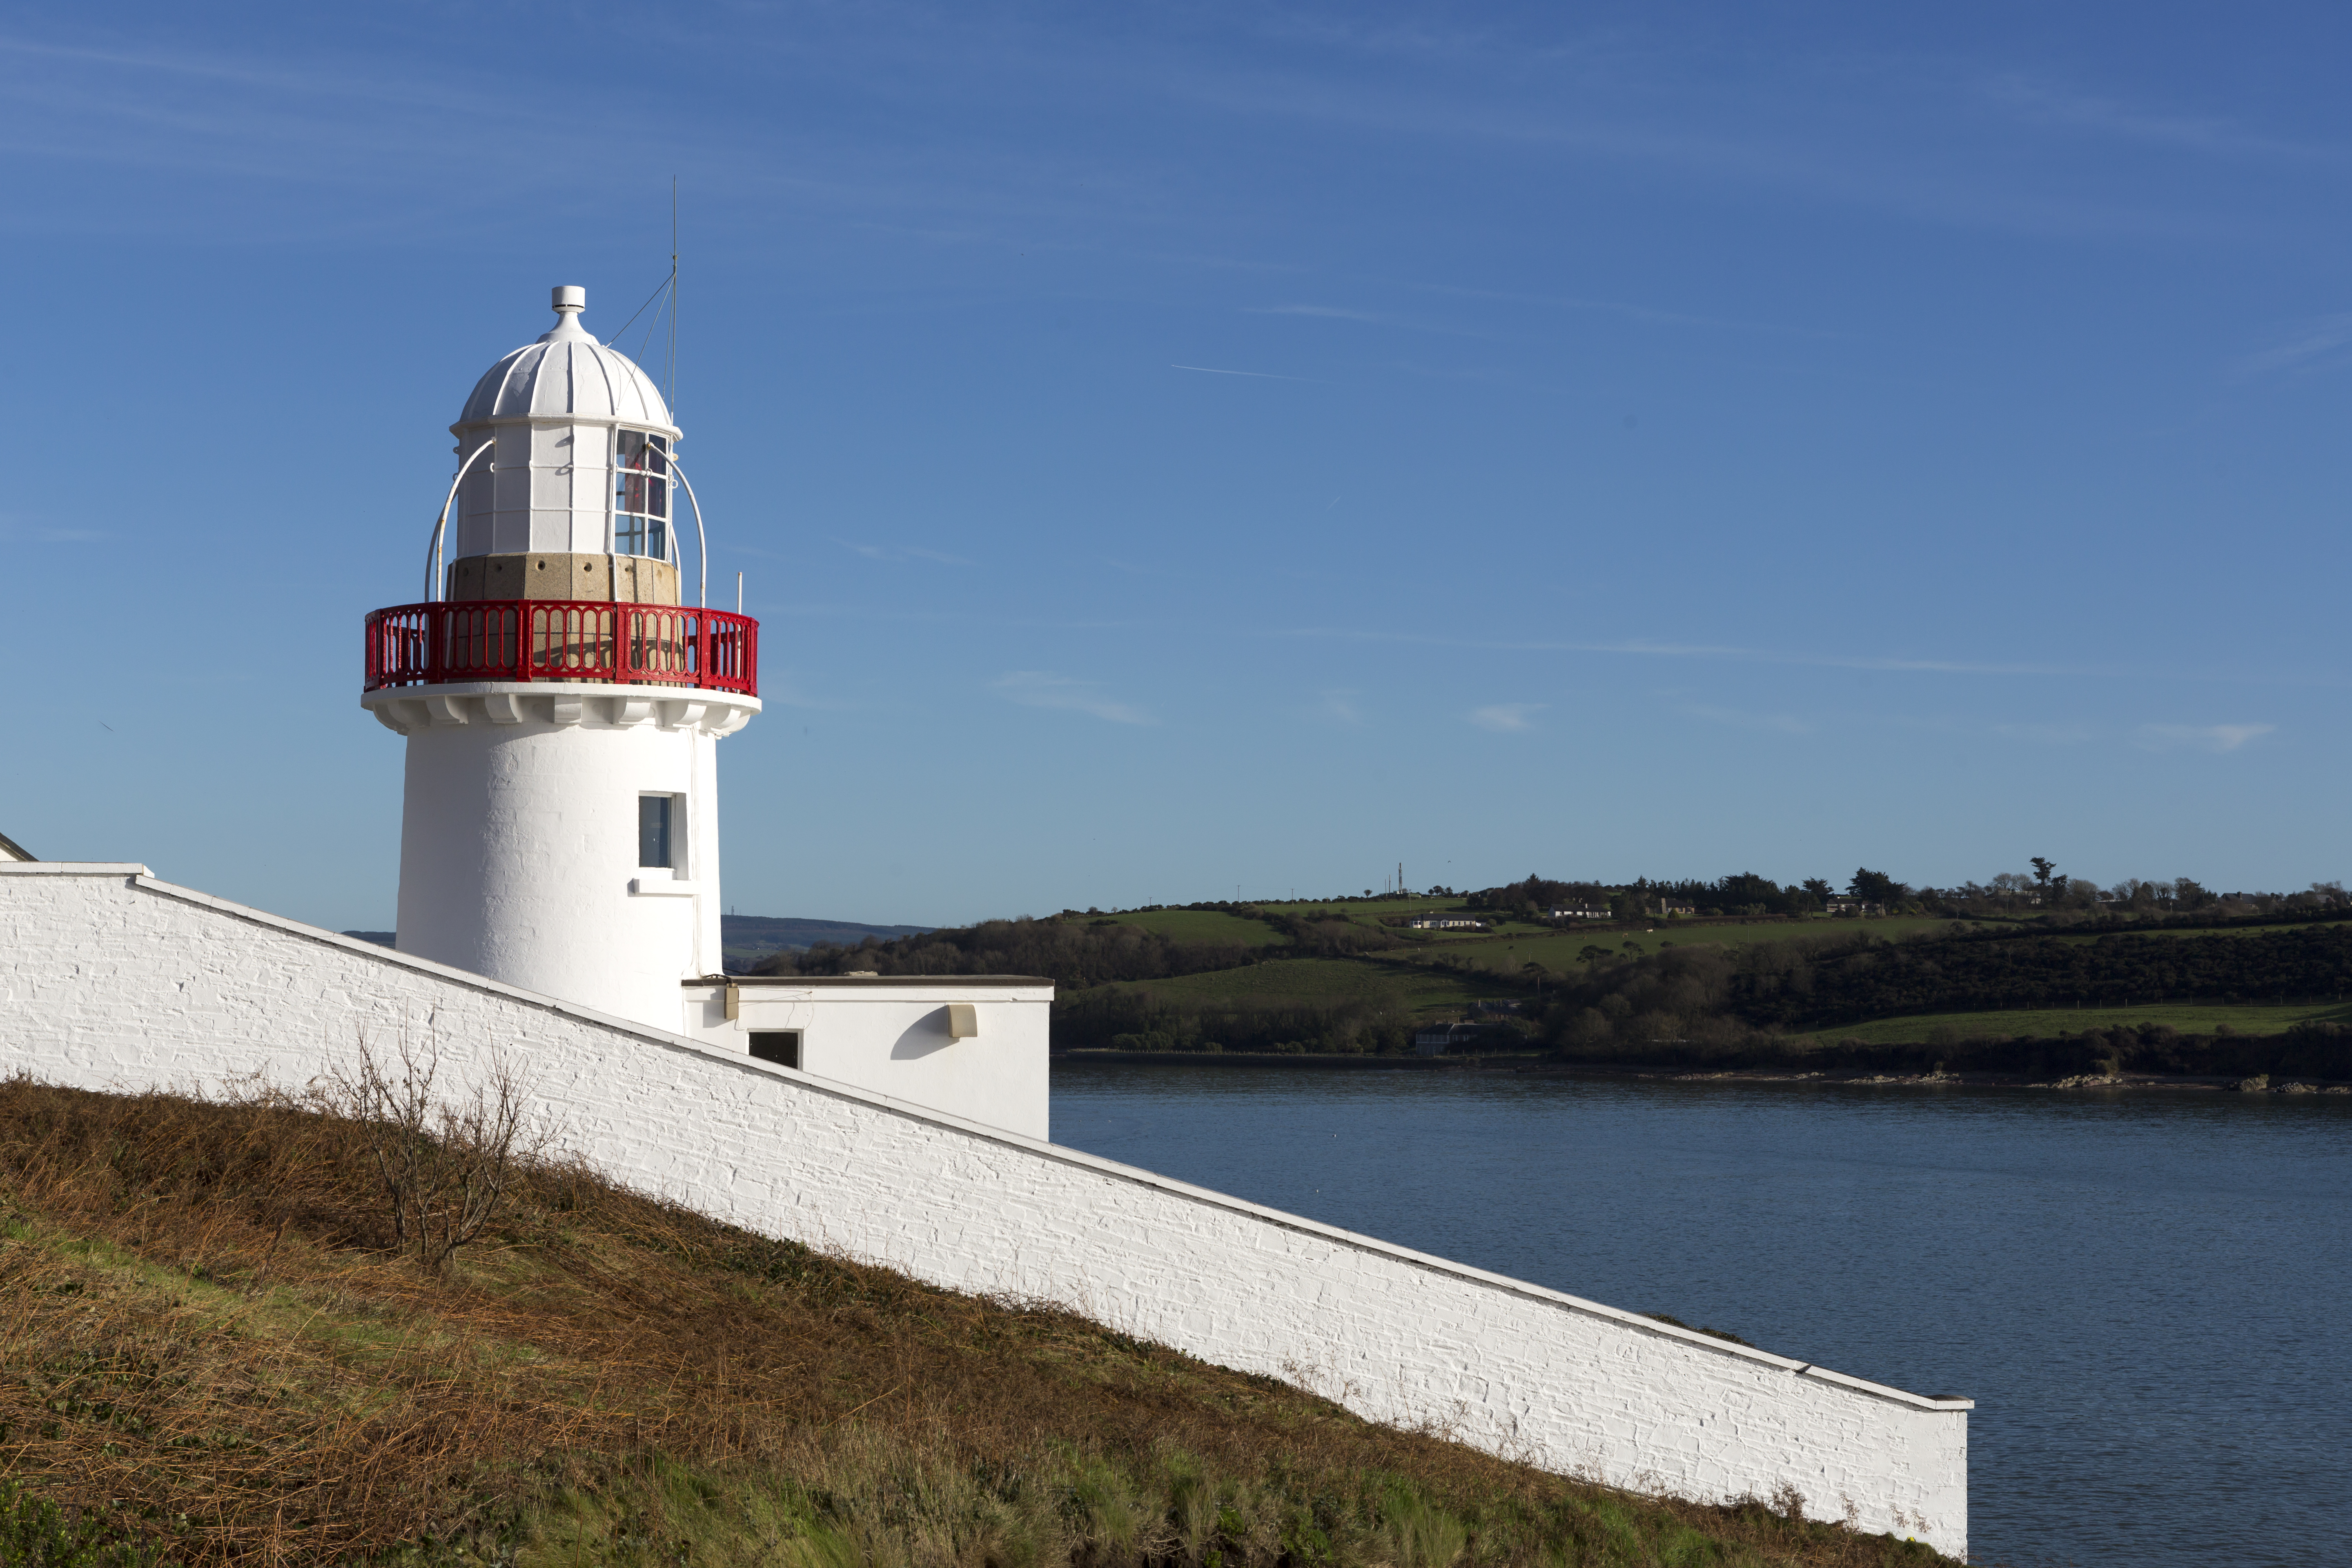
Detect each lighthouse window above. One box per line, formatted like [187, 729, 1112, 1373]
[613, 431, 670, 560]
[638, 793, 676, 869]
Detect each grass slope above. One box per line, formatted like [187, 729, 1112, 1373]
[1102, 910, 1294, 948]
[0, 1079, 1949, 1567]
[1468, 920, 1967, 969]
[1101, 924, 1992, 1029]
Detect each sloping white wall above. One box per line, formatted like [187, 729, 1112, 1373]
[0, 866, 1967, 1556]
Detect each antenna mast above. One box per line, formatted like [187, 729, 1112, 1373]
[667, 176, 679, 420]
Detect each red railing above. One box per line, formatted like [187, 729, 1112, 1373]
[365, 600, 758, 696]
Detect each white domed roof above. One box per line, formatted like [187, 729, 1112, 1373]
[455, 287, 674, 432]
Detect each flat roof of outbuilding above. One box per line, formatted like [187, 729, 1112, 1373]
[688, 974, 1051, 988]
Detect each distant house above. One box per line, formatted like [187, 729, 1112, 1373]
[1412, 1022, 1484, 1056]
[1547, 906, 1611, 920]
[1408, 917, 1485, 930]
[1824, 900, 1886, 917]
[1655, 901, 1696, 917]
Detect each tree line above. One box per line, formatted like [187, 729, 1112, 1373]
[750, 916, 1261, 988]
[1472, 864, 2352, 924]
[1540, 921, 2352, 1049]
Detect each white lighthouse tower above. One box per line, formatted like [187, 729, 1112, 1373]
[361, 286, 761, 1031]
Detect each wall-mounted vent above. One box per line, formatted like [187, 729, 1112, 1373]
[947, 1003, 979, 1040]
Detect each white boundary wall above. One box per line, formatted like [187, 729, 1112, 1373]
[0, 866, 1968, 1557]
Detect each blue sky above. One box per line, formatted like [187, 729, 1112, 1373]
[2, 2, 2348, 928]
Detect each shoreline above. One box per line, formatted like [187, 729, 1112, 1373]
[1053, 1049, 2351, 1093]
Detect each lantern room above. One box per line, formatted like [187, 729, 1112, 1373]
[443, 285, 685, 606]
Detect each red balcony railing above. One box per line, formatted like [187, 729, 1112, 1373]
[365, 600, 758, 696]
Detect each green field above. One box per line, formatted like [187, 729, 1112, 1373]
[1107, 901, 1559, 949]
[1396, 917, 1969, 973]
[1799, 1000, 2352, 1046]
[1110, 955, 1509, 1015]
[1250, 897, 1562, 935]
[1100, 908, 1292, 947]
[1100, 941, 2352, 1044]
[1087, 908, 2352, 1041]
[1263, 897, 1471, 918]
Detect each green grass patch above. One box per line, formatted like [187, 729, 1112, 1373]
[1306, 897, 1475, 917]
[1114, 958, 1422, 1009]
[1109, 955, 1527, 1018]
[1424, 918, 1973, 971]
[1100, 909, 1292, 947]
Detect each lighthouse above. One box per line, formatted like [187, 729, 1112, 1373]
[361, 287, 761, 1031]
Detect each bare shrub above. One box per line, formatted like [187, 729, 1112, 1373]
[324, 1032, 549, 1272]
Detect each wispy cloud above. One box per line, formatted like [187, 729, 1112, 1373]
[1171, 363, 1318, 382]
[1320, 689, 1366, 725]
[1243, 302, 1486, 339]
[2235, 314, 2352, 379]
[838, 540, 971, 566]
[0, 519, 105, 543]
[1985, 74, 2339, 163]
[1681, 703, 1810, 735]
[1276, 625, 2100, 677]
[992, 670, 1151, 725]
[1468, 703, 1542, 732]
[1416, 280, 1806, 336]
[1990, 721, 2096, 746]
[1159, 47, 2206, 241]
[2138, 722, 2274, 753]
[1248, 303, 1386, 322]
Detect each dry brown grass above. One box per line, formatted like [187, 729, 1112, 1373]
[0, 1076, 1958, 1566]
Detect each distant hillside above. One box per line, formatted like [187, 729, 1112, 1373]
[722, 915, 936, 969]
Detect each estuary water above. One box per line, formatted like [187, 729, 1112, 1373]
[1051, 1063, 2352, 1568]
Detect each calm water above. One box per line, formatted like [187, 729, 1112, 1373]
[1051, 1064, 2352, 1568]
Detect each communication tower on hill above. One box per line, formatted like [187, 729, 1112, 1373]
[361, 286, 762, 1030]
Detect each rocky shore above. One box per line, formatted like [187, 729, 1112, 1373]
[1657, 1067, 2350, 1093]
